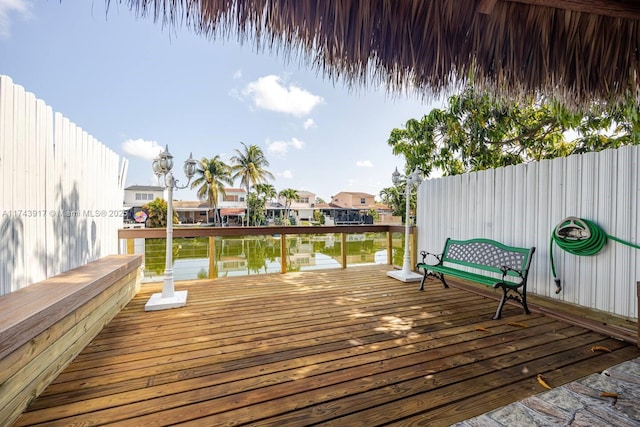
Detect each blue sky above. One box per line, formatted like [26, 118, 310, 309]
[0, 1, 443, 202]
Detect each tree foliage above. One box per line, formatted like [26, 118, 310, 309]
[142, 198, 179, 228]
[230, 142, 274, 188]
[388, 88, 640, 177]
[255, 183, 277, 203]
[379, 185, 404, 218]
[278, 188, 299, 224]
[191, 156, 232, 225]
[254, 183, 277, 225]
[231, 142, 275, 226]
[379, 180, 418, 222]
[382, 88, 640, 220]
[246, 192, 265, 227]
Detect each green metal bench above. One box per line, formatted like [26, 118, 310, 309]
[416, 238, 536, 319]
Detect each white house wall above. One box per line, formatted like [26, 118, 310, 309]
[0, 75, 127, 295]
[416, 145, 639, 318]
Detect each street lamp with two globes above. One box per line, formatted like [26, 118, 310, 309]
[145, 145, 197, 311]
[387, 167, 424, 282]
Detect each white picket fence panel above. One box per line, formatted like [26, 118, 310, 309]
[417, 145, 640, 318]
[0, 75, 128, 295]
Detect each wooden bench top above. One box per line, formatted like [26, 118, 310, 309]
[0, 254, 142, 360]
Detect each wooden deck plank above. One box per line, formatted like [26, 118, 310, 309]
[310, 336, 630, 427]
[12, 266, 640, 426]
[392, 345, 640, 427]
[217, 332, 624, 426]
[31, 302, 524, 407]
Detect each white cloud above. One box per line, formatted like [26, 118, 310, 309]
[290, 137, 304, 149]
[267, 137, 305, 156]
[0, 0, 31, 39]
[303, 118, 315, 130]
[277, 170, 293, 179]
[356, 160, 374, 168]
[267, 140, 289, 156]
[232, 69, 242, 80]
[122, 138, 164, 160]
[242, 75, 323, 117]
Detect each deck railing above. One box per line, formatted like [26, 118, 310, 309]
[118, 225, 416, 281]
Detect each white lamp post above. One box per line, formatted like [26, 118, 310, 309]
[387, 167, 424, 282]
[145, 145, 197, 311]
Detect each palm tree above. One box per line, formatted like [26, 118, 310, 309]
[191, 156, 232, 225]
[379, 186, 404, 217]
[230, 143, 274, 225]
[255, 183, 277, 223]
[278, 188, 299, 224]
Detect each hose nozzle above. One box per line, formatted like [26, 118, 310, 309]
[554, 278, 562, 294]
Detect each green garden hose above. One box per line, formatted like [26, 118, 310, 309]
[550, 217, 640, 294]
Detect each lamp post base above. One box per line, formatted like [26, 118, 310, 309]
[386, 269, 423, 283]
[144, 290, 188, 311]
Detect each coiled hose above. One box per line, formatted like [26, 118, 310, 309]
[550, 217, 640, 293]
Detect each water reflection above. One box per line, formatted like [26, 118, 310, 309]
[140, 233, 400, 282]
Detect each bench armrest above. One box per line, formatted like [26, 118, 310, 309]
[500, 265, 524, 281]
[419, 250, 442, 264]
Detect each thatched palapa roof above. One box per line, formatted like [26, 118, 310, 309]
[114, 0, 640, 107]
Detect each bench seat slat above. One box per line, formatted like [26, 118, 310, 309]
[416, 263, 522, 287]
[417, 264, 501, 286]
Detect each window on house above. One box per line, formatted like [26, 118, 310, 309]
[297, 197, 309, 203]
[360, 198, 366, 204]
[135, 193, 155, 201]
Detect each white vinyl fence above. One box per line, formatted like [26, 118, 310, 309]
[416, 145, 640, 318]
[0, 75, 128, 295]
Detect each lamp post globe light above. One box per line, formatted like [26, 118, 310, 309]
[387, 167, 424, 282]
[145, 145, 197, 311]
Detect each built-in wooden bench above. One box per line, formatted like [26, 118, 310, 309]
[0, 254, 142, 425]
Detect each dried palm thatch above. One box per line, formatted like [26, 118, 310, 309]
[111, 0, 640, 108]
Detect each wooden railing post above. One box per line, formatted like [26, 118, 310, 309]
[208, 236, 216, 279]
[341, 233, 347, 269]
[387, 231, 393, 265]
[280, 234, 287, 274]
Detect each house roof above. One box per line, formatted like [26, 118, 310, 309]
[124, 185, 163, 191]
[332, 192, 376, 198]
[373, 203, 391, 211]
[220, 208, 246, 216]
[173, 201, 210, 210]
[118, 0, 640, 108]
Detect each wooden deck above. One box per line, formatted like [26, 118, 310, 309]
[13, 266, 640, 426]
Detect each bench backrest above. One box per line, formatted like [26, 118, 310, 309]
[442, 238, 534, 278]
